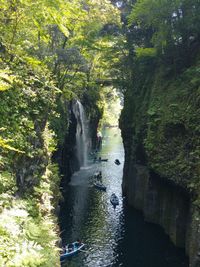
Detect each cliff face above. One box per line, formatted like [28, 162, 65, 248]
[54, 101, 78, 189]
[120, 63, 200, 266]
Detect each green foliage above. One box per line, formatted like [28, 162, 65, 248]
[127, 0, 200, 71]
[0, 163, 60, 266]
[120, 0, 200, 195]
[131, 65, 200, 188]
[0, 0, 123, 265]
[0, 69, 17, 91]
[0, 172, 16, 195]
[100, 87, 122, 127]
[135, 47, 156, 58]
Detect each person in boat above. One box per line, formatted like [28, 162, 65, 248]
[74, 239, 82, 248]
[93, 155, 97, 163]
[97, 171, 102, 180]
[62, 246, 66, 254]
[68, 243, 74, 252]
[98, 157, 101, 161]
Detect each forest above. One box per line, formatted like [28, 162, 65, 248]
[0, 0, 200, 266]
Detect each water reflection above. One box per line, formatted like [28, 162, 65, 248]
[59, 127, 188, 267]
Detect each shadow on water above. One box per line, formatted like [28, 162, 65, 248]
[59, 127, 189, 267]
[113, 203, 189, 267]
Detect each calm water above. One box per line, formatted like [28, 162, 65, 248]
[59, 127, 188, 267]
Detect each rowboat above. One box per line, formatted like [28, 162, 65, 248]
[60, 242, 85, 261]
[93, 158, 108, 163]
[93, 182, 106, 191]
[110, 193, 119, 206]
[114, 159, 121, 165]
[99, 158, 108, 162]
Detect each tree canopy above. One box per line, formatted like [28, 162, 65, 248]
[0, 1, 123, 266]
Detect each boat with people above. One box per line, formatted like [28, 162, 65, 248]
[110, 193, 119, 206]
[100, 158, 108, 162]
[93, 157, 108, 163]
[114, 159, 121, 165]
[93, 182, 106, 191]
[60, 241, 85, 261]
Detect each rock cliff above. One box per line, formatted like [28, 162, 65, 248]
[120, 65, 200, 266]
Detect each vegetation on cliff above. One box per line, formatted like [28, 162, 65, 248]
[0, 0, 121, 266]
[119, 0, 200, 198]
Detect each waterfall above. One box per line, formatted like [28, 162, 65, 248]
[72, 100, 90, 167]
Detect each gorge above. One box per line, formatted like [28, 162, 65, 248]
[0, 0, 200, 267]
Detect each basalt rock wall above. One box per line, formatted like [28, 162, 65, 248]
[122, 158, 200, 267]
[122, 162, 190, 247]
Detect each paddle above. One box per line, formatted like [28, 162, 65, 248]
[59, 229, 65, 236]
[79, 246, 92, 254]
[79, 249, 88, 253]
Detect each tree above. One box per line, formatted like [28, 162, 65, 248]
[127, 0, 200, 71]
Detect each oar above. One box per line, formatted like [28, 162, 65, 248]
[80, 249, 88, 253]
[59, 229, 65, 236]
[79, 246, 92, 253]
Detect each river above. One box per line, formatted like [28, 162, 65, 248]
[59, 127, 188, 267]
